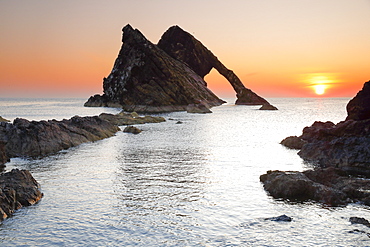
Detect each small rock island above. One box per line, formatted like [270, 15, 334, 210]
[85, 24, 270, 112]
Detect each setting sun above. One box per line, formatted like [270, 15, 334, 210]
[313, 84, 326, 95]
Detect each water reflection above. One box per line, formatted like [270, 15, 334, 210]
[112, 147, 211, 242]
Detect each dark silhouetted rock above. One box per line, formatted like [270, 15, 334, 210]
[85, 24, 270, 112]
[260, 170, 347, 206]
[157, 25, 269, 106]
[261, 166, 370, 206]
[0, 116, 119, 158]
[346, 80, 370, 121]
[99, 111, 165, 125]
[85, 24, 225, 112]
[267, 81, 370, 207]
[0, 169, 43, 221]
[259, 104, 278, 110]
[265, 214, 292, 222]
[280, 136, 306, 149]
[123, 126, 142, 134]
[298, 119, 370, 176]
[278, 81, 370, 177]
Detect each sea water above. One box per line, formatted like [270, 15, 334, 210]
[0, 97, 369, 246]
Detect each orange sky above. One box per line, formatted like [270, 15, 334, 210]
[1, 0, 369, 99]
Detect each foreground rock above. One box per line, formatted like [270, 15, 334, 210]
[85, 24, 269, 112]
[260, 167, 370, 206]
[99, 111, 165, 125]
[0, 116, 119, 158]
[0, 169, 43, 221]
[263, 81, 370, 206]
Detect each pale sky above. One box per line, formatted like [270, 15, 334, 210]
[1, 0, 370, 98]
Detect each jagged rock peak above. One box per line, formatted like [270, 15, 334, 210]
[85, 24, 269, 111]
[86, 24, 224, 112]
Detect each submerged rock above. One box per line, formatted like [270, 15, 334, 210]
[123, 126, 142, 134]
[85, 24, 269, 112]
[0, 169, 43, 221]
[0, 116, 119, 159]
[265, 214, 292, 222]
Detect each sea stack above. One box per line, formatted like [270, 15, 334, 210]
[85, 24, 270, 112]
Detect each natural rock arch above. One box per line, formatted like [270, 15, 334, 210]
[85, 24, 270, 112]
[157, 25, 269, 105]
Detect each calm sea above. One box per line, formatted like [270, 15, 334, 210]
[0, 97, 369, 246]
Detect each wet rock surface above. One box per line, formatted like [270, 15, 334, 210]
[350, 217, 370, 227]
[99, 111, 165, 125]
[260, 167, 370, 206]
[0, 116, 119, 159]
[0, 169, 43, 221]
[280, 136, 306, 149]
[262, 81, 370, 206]
[85, 24, 269, 111]
[123, 126, 142, 134]
[265, 214, 292, 222]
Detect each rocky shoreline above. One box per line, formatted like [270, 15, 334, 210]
[0, 169, 43, 221]
[261, 81, 370, 206]
[0, 110, 166, 221]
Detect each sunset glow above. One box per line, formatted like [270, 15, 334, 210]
[1, 1, 369, 98]
[313, 84, 326, 95]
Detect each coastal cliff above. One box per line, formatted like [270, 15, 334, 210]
[85, 24, 269, 112]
